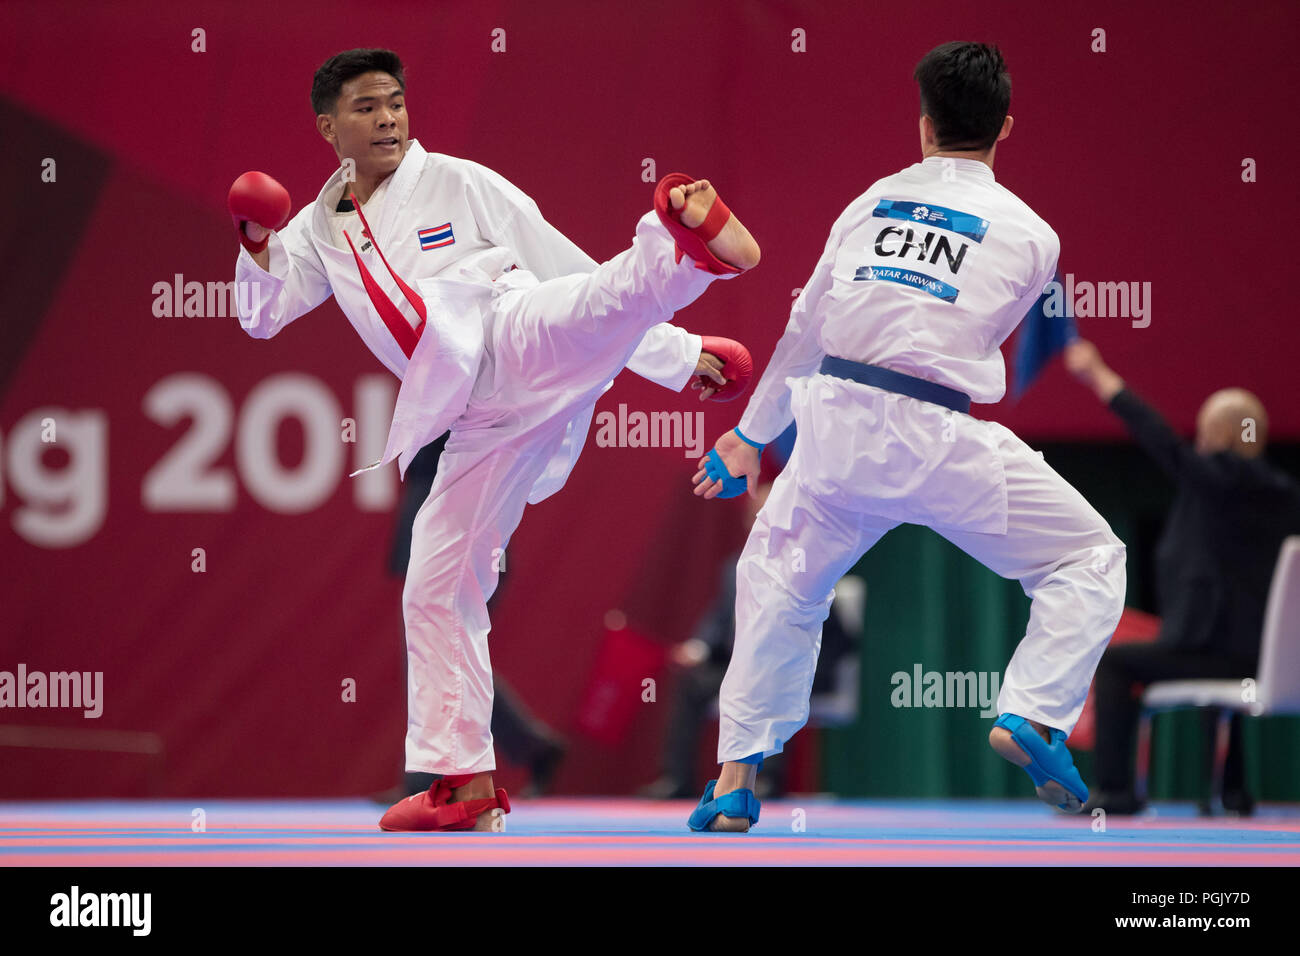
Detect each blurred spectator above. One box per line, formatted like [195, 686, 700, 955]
[640, 481, 857, 800]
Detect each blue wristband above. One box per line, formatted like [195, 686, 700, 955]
[733, 427, 765, 451]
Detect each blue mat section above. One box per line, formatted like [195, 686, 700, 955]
[2, 799, 1297, 865]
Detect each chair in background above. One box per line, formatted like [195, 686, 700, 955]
[1136, 536, 1300, 814]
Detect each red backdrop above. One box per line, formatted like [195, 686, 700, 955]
[1, 0, 1295, 796]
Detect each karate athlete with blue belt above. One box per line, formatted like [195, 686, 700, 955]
[690, 41, 1126, 831]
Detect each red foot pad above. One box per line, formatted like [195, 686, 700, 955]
[379, 776, 512, 832]
[698, 335, 754, 402]
[653, 173, 742, 276]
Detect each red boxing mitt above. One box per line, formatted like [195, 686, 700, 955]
[698, 335, 754, 402]
[228, 171, 291, 254]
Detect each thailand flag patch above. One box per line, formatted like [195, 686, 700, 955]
[418, 222, 455, 250]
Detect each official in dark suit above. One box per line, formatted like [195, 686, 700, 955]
[1065, 339, 1300, 814]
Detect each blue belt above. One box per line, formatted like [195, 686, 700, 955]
[818, 356, 971, 414]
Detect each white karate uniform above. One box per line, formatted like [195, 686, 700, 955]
[722, 156, 1126, 763]
[236, 140, 724, 773]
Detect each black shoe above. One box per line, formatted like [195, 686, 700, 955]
[367, 771, 437, 805]
[1082, 790, 1146, 815]
[404, 771, 437, 797]
[521, 739, 567, 797]
[636, 776, 695, 800]
[1223, 789, 1255, 816]
[1197, 789, 1256, 816]
[1206, 789, 1256, 816]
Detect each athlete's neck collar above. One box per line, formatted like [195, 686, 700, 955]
[315, 139, 428, 246]
[920, 154, 995, 180]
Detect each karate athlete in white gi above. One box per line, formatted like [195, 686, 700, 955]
[690, 42, 1126, 831]
[229, 49, 760, 831]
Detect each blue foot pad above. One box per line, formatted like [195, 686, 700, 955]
[687, 780, 761, 831]
[994, 712, 1089, 809]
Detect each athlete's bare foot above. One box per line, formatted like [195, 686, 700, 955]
[669, 179, 761, 271]
[708, 760, 758, 832]
[989, 718, 1052, 772]
[989, 718, 1053, 752]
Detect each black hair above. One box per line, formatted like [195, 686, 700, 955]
[311, 48, 406, 115]
[913, 42, 1010, 152]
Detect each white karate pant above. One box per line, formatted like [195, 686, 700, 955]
[717, 372, 1127, 763]
[403, 211, 720, 774]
